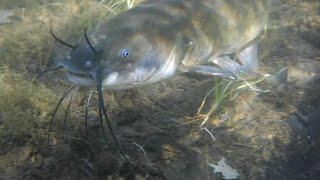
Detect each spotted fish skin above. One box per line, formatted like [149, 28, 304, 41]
[57, 0, 270, 89]
[94, 0, 269, 66]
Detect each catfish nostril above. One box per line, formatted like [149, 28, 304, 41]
[85, 61, 92, 68]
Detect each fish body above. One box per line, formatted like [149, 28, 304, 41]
[57, 0, 270, 89]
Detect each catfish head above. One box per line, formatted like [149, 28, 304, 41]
[54, 20, 183, 90]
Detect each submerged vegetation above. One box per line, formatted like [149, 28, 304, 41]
[0, 0, 141, 178]
[0, 1, 130, 117]
[0, 0, 140, 130]
[0, 0, 139, 70]
[0, 68, 56, 137]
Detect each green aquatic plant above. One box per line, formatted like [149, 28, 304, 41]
[197, 79, 233, 119]
[197, 76, 270, 127]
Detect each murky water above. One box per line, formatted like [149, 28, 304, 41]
[0, 0, 319, 179]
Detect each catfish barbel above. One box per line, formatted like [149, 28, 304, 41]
[48, 0, 270, 171]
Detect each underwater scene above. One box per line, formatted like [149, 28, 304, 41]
[0, 0, 319, 179]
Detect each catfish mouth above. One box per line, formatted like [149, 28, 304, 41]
[66, 70, 96, 86]
[56, 58, 96, 86]
[67, 71, 93, 79]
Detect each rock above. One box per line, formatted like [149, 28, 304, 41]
[288, 115, 307, 132]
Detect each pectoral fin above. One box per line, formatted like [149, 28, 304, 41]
[180, 43, 260, 79]
[179, 65, 236, 79]
[237, 42, 259, 73]
[210, 42, 259, 79]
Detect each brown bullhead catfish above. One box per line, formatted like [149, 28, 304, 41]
[48, 0, 270, 168]
[54, 0, 270, 89]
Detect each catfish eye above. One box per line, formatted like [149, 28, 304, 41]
[120, 49, 131, 59]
